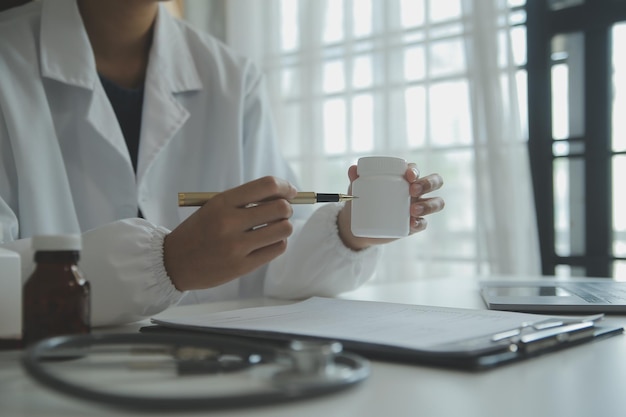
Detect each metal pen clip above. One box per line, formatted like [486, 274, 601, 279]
[491, 319, 598, 354]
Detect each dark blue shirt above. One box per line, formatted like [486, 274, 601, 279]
[98, 74, 144, 173]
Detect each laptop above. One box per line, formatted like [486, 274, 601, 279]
[480, 278, 626, 314]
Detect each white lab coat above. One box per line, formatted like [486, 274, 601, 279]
[0, 0, 380, 326]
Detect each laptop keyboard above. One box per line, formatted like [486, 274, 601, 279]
[562, 282, 626, 304]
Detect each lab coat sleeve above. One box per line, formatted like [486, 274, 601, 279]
[2, 219, 183, 327]
[80, 219, 183, 326]
[264, 203, 382, 299]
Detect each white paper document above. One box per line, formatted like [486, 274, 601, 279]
[151, 297, 593, 351]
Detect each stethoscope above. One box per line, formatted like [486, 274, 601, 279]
[21, 332, 370, 411]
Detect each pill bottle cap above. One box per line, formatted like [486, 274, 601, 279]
[32, 235, 82, 252]
[357, 156, 407, 176]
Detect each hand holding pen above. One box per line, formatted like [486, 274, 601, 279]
[163, 176, 301, 291]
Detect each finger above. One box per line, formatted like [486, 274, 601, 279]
[410, 173, 444, 197]
[410, 217, 428, 234]
[245, 218, 294, 253]
[222, 176, 298, 208]
[344, 165, 358, 195]
[246, 239, 290, 269]
[212, 236, 290, 284]
[405, 163, 420, 183]
[411, 197, 445, 217]
[347, 165, 358, 182]
[240, 198, 293, 231]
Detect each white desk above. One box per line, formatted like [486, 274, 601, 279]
[2, 275, 626, 417]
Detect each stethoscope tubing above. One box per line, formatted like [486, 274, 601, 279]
[22, 332, 369, 411]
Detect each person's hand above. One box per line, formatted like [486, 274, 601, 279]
[337, 163, 444, 250]
[163, 176, 298, 291]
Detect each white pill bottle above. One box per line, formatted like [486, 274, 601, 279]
[350, 156, 410, 238]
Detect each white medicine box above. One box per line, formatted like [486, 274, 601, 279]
[0, 247, 21, 339]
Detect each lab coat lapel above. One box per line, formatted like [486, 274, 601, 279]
[39, 0, 94, 90]
[0, 19, 81, 235]
[39, 0, 133, 170]
[85, 84, 133, 169]
[136, 6, 203, 185]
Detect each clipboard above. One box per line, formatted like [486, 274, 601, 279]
[145, 297, 624, 371]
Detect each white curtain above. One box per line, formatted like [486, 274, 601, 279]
[187, 0, 541, 282]
[460, 0, 540, 276]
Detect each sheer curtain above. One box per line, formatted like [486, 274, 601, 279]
[191, 0, 540, 282]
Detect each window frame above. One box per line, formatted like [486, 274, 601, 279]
[526, 0, 626, 277]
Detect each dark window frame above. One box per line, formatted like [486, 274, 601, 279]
[526, 0, 626, 277]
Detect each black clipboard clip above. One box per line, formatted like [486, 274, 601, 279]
[424, 314, 623, 370]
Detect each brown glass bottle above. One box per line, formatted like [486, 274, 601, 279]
[22, 235, 90, 347]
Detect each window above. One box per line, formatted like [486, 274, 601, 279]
[526, 0, 626, 279]
[222, 0, 539, 282]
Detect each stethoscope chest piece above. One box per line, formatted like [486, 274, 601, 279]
[272, 340, 369, 391]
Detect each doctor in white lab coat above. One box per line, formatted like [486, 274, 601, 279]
[0, 0, 444, 326]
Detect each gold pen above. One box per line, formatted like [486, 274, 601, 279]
[178, 192, 356, 207]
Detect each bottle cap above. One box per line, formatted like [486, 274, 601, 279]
[357, 156, 407, 176]
[32, 235, 82, 251]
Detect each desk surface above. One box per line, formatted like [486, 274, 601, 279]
[2, 275, 626, 417]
